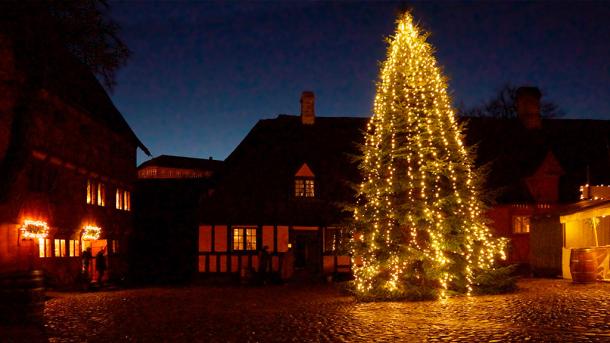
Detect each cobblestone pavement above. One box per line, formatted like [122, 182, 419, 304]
[3, 279, 610, 342]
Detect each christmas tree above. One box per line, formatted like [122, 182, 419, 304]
[352, 12, 506, 299]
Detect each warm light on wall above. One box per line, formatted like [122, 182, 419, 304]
[82, 225, 101, 241]
[21, 219, 49, 239]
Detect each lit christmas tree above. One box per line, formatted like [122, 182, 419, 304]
[352, 12, 507, 299]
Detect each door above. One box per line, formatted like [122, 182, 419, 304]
[293, 231, 321, 275]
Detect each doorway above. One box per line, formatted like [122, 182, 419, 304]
[292, 231, 321, 277]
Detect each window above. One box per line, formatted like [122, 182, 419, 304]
[512, 216, 530, 234]
[116, 188, 131, 211]
[38, 238, 52, 258]
[97, 183, 105, 206]
[54, 239, 66, 257]
[233, 227, 257, 251]
[69, 240, 80, 257]
[87, 180, 105, 206]
[87, 180, 95, 204]
[294, 163, 315, 198]
[295, 178, 315, 197]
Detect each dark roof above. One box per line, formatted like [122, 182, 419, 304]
[203, 114, 610, 224]
[13, 40, 150, 155]
[138, 155, 224, 171]
[204, 115, 367, 224]
[464, 117, 610, 202]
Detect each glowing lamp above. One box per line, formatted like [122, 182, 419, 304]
[20, 219, 49, 239]
[82, 225, 101, 241]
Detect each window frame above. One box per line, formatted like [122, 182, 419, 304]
[295, 177, 315, 198]
[232, 227, 257, 251]
[512, 215, 531, 234]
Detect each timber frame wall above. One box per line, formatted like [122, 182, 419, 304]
[198, 224, 350, 276]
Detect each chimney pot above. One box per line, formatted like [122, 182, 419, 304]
[300, 91, 315, 125]
[516, 86, 542, 129]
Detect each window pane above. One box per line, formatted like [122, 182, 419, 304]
[98, 183, 105, 206]
[295, 180, 305, 197]
[305, 180, 315, 197]
[116, 189, 121, 209]
[87, 180, 92, 204]
[39, 238, 45, 257]
[45, 239, 52, 257]
[246, 228, 257, 250]
[233, 228, 244, 250]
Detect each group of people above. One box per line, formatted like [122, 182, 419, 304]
[82, 247, 107, 287]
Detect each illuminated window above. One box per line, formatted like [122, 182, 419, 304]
[97, 183, 105, 206]
[295, 178, 315, 197]
[87, 180, 96, 204]
[87, 180, 105, 206]
[116, 188, 131, 211]
[54, 239, 66, 257]
[233, 227, 257, 251]
[38, 238, 52, 258]
[512, 216, 530, 234]
[69, 240, 80, 257]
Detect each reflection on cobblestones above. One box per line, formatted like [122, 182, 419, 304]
[31, 279, 610, 342]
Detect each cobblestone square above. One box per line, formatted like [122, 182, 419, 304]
[3, 279, 610, 342]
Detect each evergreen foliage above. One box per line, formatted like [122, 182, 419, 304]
[352, 12, 507, 300]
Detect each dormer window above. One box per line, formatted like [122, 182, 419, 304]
[295, 163, 315, 198]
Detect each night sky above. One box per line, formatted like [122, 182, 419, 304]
[108, 2, 610, 164]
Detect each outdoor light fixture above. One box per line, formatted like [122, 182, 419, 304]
[82, 225, 101, 241]
[20, 219, 50, 239]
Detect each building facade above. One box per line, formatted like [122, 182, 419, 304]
[133, 155, 222, 283]
[0, 35, 148, 287]
[198, 89, 610, 280]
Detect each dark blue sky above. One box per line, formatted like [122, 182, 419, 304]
[108, 2, 610, 164]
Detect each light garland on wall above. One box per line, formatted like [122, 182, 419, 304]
[352, 12, 506, 298]
[82, 225, 101, 241]
[20, 219, 49, 239]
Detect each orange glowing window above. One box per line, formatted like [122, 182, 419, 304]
[97, 183, 105, 206]
[69, 240, 80, 257]
[233, 227, 257, 251]
[87, 180, 106, 206]
[512, 216, 530, 234]
[115, 188, 131, 211]
[295, 179, 315, 197]
[54, 239, 66, 257]
[87, 180, 95, 204]
[38, 238, 52, 258]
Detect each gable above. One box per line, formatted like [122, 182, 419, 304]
[532, 151, 564, 177]
[295, 163, 315, 177]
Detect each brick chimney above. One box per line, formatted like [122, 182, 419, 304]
[300, 91, 315, 125]
[515, 86, 542, 129]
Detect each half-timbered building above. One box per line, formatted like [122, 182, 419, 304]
[198, 89, 610, 280]
[0, 35, 148, 287]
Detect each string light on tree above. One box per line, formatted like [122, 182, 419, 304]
[351, 12, 507, 299]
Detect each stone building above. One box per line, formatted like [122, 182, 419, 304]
[0, 35, 148, 287]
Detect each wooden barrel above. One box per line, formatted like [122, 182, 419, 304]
[0, 270, 45, 323]
[570, 248, 600, 283]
